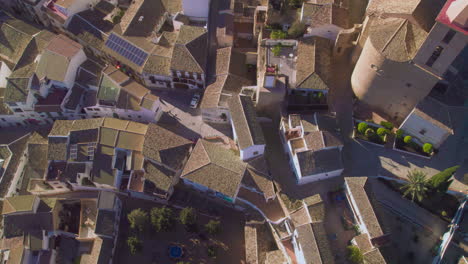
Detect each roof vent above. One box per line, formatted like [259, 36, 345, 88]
[139, 16, 144, 22]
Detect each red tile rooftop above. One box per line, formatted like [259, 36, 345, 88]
[436, 0, 468, 35]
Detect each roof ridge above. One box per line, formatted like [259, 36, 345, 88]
[237, 95, 254, 146]
[381, 19, 407, 53]
[178, 44, 204, 73]
[4, 22, 35, 38]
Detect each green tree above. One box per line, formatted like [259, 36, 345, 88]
[205, 220, 221, 235]
[270, 30, 287, 39]
[151, 207, 174, 232]
[365, 128, 375, 137]
[207, 245, 217, 258]
[422, 143, 433, 154]
[287, 21, 306, 38]
[347, 245, 363, 264]
[377, 127, 389, 136]
[401, 171, 428, 202]
[357, 122, 368, 134]
[180, 207, 197, 228]
[403, 135, 412, 144]
[127, 236, 142, 255]
[396, 129, 404, 139]
[272, 44, 282, 56]
[380, 121, 394, 130]
[427, 165, 460, 193]
[128, 208, 148, 232]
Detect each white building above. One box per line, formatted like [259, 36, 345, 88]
[228, 95, 265, 161]
[399, 97, 453, 149]
[84, 66, 163, 124]
[200, 47, 253, 123]
[0, 28, 87, 127]
[280, 113, 343, 184]
[43, 0, 99, 30]
[182, 0, 210, 21]
[181, 139, 247, 204]
[344, 177, 387, 263]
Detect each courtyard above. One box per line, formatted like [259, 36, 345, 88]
[114, 194, 246, 264]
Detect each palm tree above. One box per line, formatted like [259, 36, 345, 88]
[401, 170, 428, 202]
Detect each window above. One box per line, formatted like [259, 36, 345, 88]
[14, 108, 23, 113]
[253, 151, 259, 155]
[419, 129, 427, 135]
[149, 76, 156, 84]
[426, 46, 443, 67]
[7, 102, 17, 107]
[442, 29, 456, 44]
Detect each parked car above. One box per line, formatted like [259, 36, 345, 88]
[190, 93, 201, 108]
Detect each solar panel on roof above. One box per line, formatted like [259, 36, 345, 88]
[105, 33, 149, 66]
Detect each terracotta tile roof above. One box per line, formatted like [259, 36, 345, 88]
[265, 250, 287, 264]
[354, 233, 373, 253]
[228, 95, 265, 149]
[311, 222, 335, 264]
[296, 223, 322, 264]
[242, 156, 275, 199]
[297, 147, 343, 176]
[295, 37, 332, 90]
[67, 9, 114, 49]
[302, 3, 332, 27]
[181, 139, 247, 198]
[116, 131, 144, 151]
[303, 131, 325, 151]
[345, 177, 384, 238]
[143, 124, 192, 170]
[363, 248, 387, 264]
[245, 225, 259, 264]
[368, 17, 429, 62]
[47, 137, 68, 161]
[170, 25, 208, 74]
[0, 14, 40, 67]
[144, 160, 176, 193]
[119, 0, 167, 36]
[45, 34, 82, 58]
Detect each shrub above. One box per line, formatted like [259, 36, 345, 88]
[150, 207, 174, 232]
[205, 220, 221, 235]
[347, 245, 364, 264]
[423, 143, 433, 154]
[428, 165, 460, 193]
[287, 21, 306, 38]
[179, 207, 197, 228]
[353, 225, 360, 235]
[127, 236, 142, 255]
[357, 122, 368, 134]
[270, 30, 287, 39]
[365, 128, 375, 137]
[403, 135, 412, 144]
[128, 208, 148, 232]
[380, 121, 394, 130]
[272, 44, 282, 56]
[207, 245, 217, 258]
[377, 127, 389, 136]
[396, 129, 404, 139]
